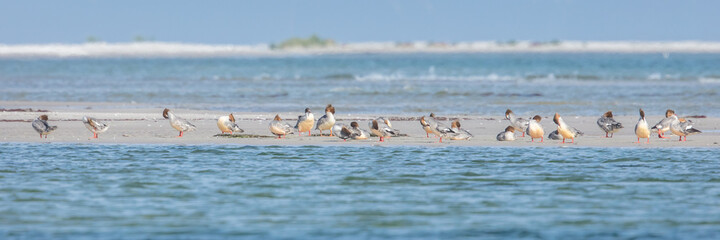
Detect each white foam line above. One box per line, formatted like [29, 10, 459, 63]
[2, 41, 720, 58]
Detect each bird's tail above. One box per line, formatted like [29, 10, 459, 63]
[232, 125, 244, 133]
[687, 128, 702, 135]
[340, 126, 352, 139]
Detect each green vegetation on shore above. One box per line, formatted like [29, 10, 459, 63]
[271, 34, 336, 50]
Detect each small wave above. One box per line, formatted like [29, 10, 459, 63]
[352, 72, 705, 83]
[525, 74, 600, 80]
[647, 73, 663, 80]
[329, 86, 363, 92]
[433, 90, 542, 97]
[353, 73, 517, 82]
[699, 77, 720, 83]
[323, 73, 356, 79]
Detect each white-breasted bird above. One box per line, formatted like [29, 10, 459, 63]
[634, 108, 650, 143]
[269, 114, 294, 139]
[217, 113, 244, 134]
[315, 104, 335, 137]
[82, 116, 109, 138]
[163, 108, 196, 137]
[315, 104, 336, 136]
[526, 115, 544, 143]
[294, 108, 315, 136]
[669, 115, 701, 142]
[553, 113, 582, 144]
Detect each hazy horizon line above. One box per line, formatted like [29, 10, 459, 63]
[4, 39, 720, 45]
[3, 40, 720, 58]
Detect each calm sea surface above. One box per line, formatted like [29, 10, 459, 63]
[1, 53, 720, 116]
[1, 143, 719, 239]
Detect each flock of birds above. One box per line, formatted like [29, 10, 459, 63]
[30, 105, 702, 143]
[501, 108, 701, 143]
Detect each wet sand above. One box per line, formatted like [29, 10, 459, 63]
[1, 101, 718, 147]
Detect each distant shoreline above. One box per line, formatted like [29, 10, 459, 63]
[3, 41, 720, 58]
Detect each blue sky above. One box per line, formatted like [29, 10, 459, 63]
[0, 0, 718, 44]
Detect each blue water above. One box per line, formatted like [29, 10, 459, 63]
[1, 53, 720, 116]
[2, 143, 719, 239]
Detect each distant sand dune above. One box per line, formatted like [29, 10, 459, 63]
[3, 41, 720, 58]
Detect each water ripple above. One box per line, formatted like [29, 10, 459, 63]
[0, 143, 719, 239]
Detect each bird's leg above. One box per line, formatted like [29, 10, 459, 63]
[571, 138, 574, 143]
[646, 138, 649, 144]
[531, 138, 534, 142]
[39, 134, 42, 139]
[379, 137, 384, 142]
[178, 131, 183, 137]
[605, 132, 609, 138]
[540, 137, 543, 143]
[562, 138, 565, 144]
[522, 131, 525, 137]
[426, 132, 429, 138]
[330, 129, 334, 137]
[610, 133, 614, 138]
[659, 131, 669, 139]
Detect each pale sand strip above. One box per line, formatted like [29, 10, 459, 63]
[1, 101, 718, 147]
